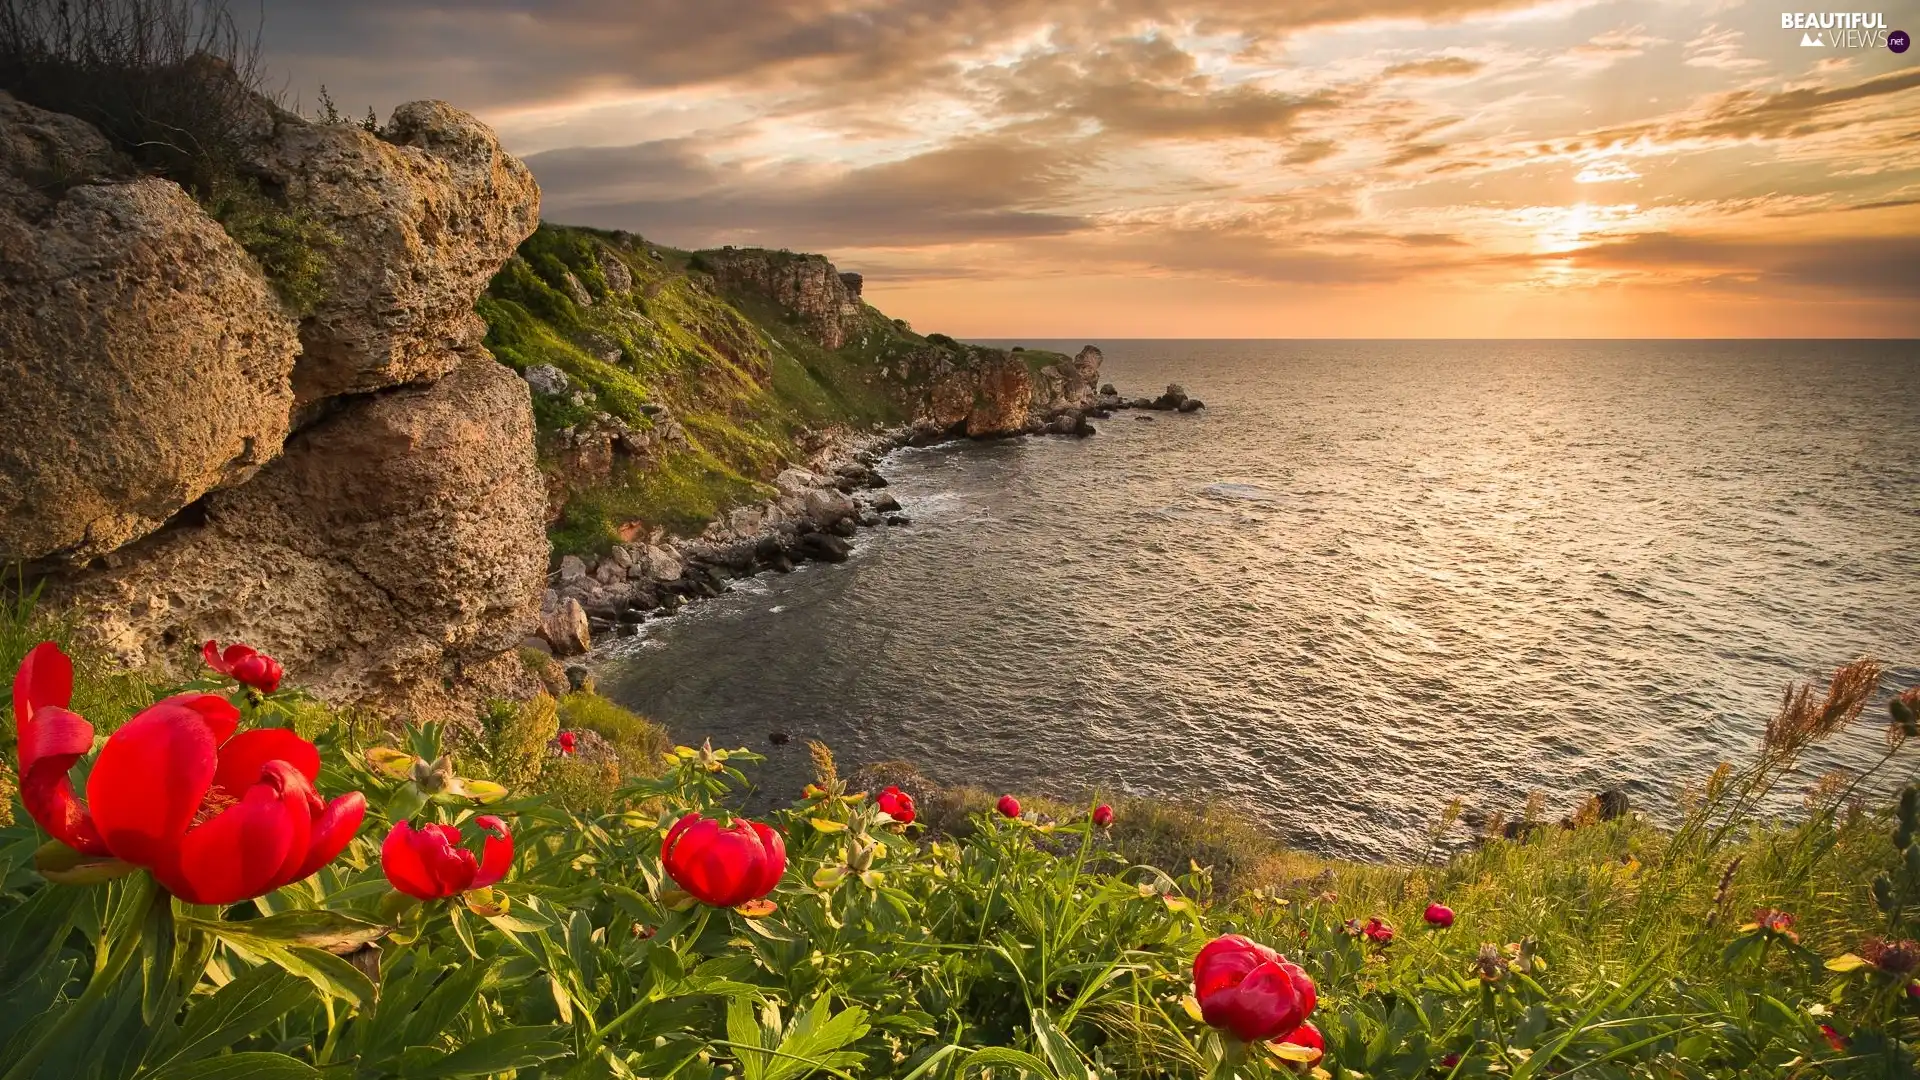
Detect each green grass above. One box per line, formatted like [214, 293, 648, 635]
[4, 585, 1918, 1076]
[475, 226, 941, 556]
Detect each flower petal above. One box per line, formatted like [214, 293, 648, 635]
[170, 779, 298, 905]
[744, 821, 787, 899]
[87, 699, 223, 868]
[472, 815, 513, 890]
[13, 641, 73, 728]
[211, 728, 321, 803]
[382, 822, 444, 900]
[291, 792, 366, 884]
[17, 704, 108, 853]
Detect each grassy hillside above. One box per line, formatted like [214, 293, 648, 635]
[475, 224, 1065, 556]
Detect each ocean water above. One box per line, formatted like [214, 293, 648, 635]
[597, 340, 1920, 860]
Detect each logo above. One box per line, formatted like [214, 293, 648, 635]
[1782, 11, 1893, 49]
[1893, 29, 1912, 52]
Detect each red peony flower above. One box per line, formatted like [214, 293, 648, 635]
[997, 794, 1021, 819]
[201, 640, 285, 695]
[1863, 937, 1920, 976]
[1820, 1024, 1847, 1052]
[1276, 1021, 1324, 1072]
[1424, 903, 1455, 929]
[557, 731, 577, 755]
[382, 816, 512, 900]
[1363, 917, 1395, 944]
[13, 642, 364, 904]
[660, 812, 787, 908]
[877, 785, 916, 824]
[1092, 803, 1114, 827]
[1192, 934, 1317, 1043]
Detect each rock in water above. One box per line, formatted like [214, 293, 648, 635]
[1177, 398, 1205, 413]
[53, 356, 551, 717]
[797, 532, 853, 563]
[0, 92, 301, 565]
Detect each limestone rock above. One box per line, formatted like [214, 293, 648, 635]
[248, 99, 540, 404]
[51, 354, 549, 718]
[524, 364, 572, 397]
[543, 598, 591, 657]
[0, 92, 300, 564]
[701, 250, 864, 349]
[598, 247, 633, 294]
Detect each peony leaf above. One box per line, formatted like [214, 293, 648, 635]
[1265, 1042, 1319, 1063]
[809, 817, 848, 833]
[447, 778, 509, 803]
[33, 841, 138, 885]
[1162, 896, 1192, 913]
[1180, 995, 1205, 1023]
[734, 899, 778, 918]
[364, 747, 418, 779]
[1826, 953, 1869, 973]
[181, 910, 389, 953]
[813, 866, 848, 890]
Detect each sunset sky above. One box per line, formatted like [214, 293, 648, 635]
[261, 1, 1920, 337]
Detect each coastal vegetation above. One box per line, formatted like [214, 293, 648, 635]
[4, 597, 1918, 1077]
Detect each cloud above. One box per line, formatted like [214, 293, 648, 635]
[1383, 57, 1485, 79]
[526, 135, 1093, 248]
[1564, 232, 1920, 299]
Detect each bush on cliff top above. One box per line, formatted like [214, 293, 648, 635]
[4, 590, 1919, 1077]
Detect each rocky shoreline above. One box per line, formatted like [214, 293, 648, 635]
[528, 380, 1209, 657]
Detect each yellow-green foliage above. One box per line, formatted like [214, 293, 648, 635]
[557, 690, 672, 770]
[474, 693, 561, 790]
[477, 224, 942, 555]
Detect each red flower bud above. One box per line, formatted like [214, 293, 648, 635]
[1424, 903, 1455, 929]
[1276, 1021, 1324, 1072]
[1192, 934, 1316, 1043]
[997, 794, 1021, 819]
[1821, 1024, 1847, 1052]
[660, 812, 786, 908]
[1092, 803, 1114, 827]
[382, 815, 513, 900]
[877, 785, 916, 824]
[201, 640, 285, 695]
[557, 731, 577, 755]
[13, 642, 363, 904]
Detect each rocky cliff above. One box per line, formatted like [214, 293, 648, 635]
[0, 85, 546, 721]
[476, 226, 1109, 557]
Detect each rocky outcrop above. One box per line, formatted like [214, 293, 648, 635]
[700, 249, 866, 349]
[52, 354, 547, 715]
[5, 86, 551, 720]
[0, 92, 301, 565]
[910, 344, 1105, 439]
[246, 99, 541, 404]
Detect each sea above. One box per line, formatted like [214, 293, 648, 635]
[596, 340, 1920, 860]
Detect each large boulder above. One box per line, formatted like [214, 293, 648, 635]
[0, 92, 300, 565]
[51, 354, 549, 719]
[248, 100, 540, 404]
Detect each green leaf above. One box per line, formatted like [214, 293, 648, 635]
[143, 1052, 322, 1080]
[962, 1047, 1056, 1077]
[179, 910, 388, 952]
[399, 958, 499, 1052]
[214, 940, 376, 1009]
[165, 965, 317, 1066]
[406, 1025, 570, 1078]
